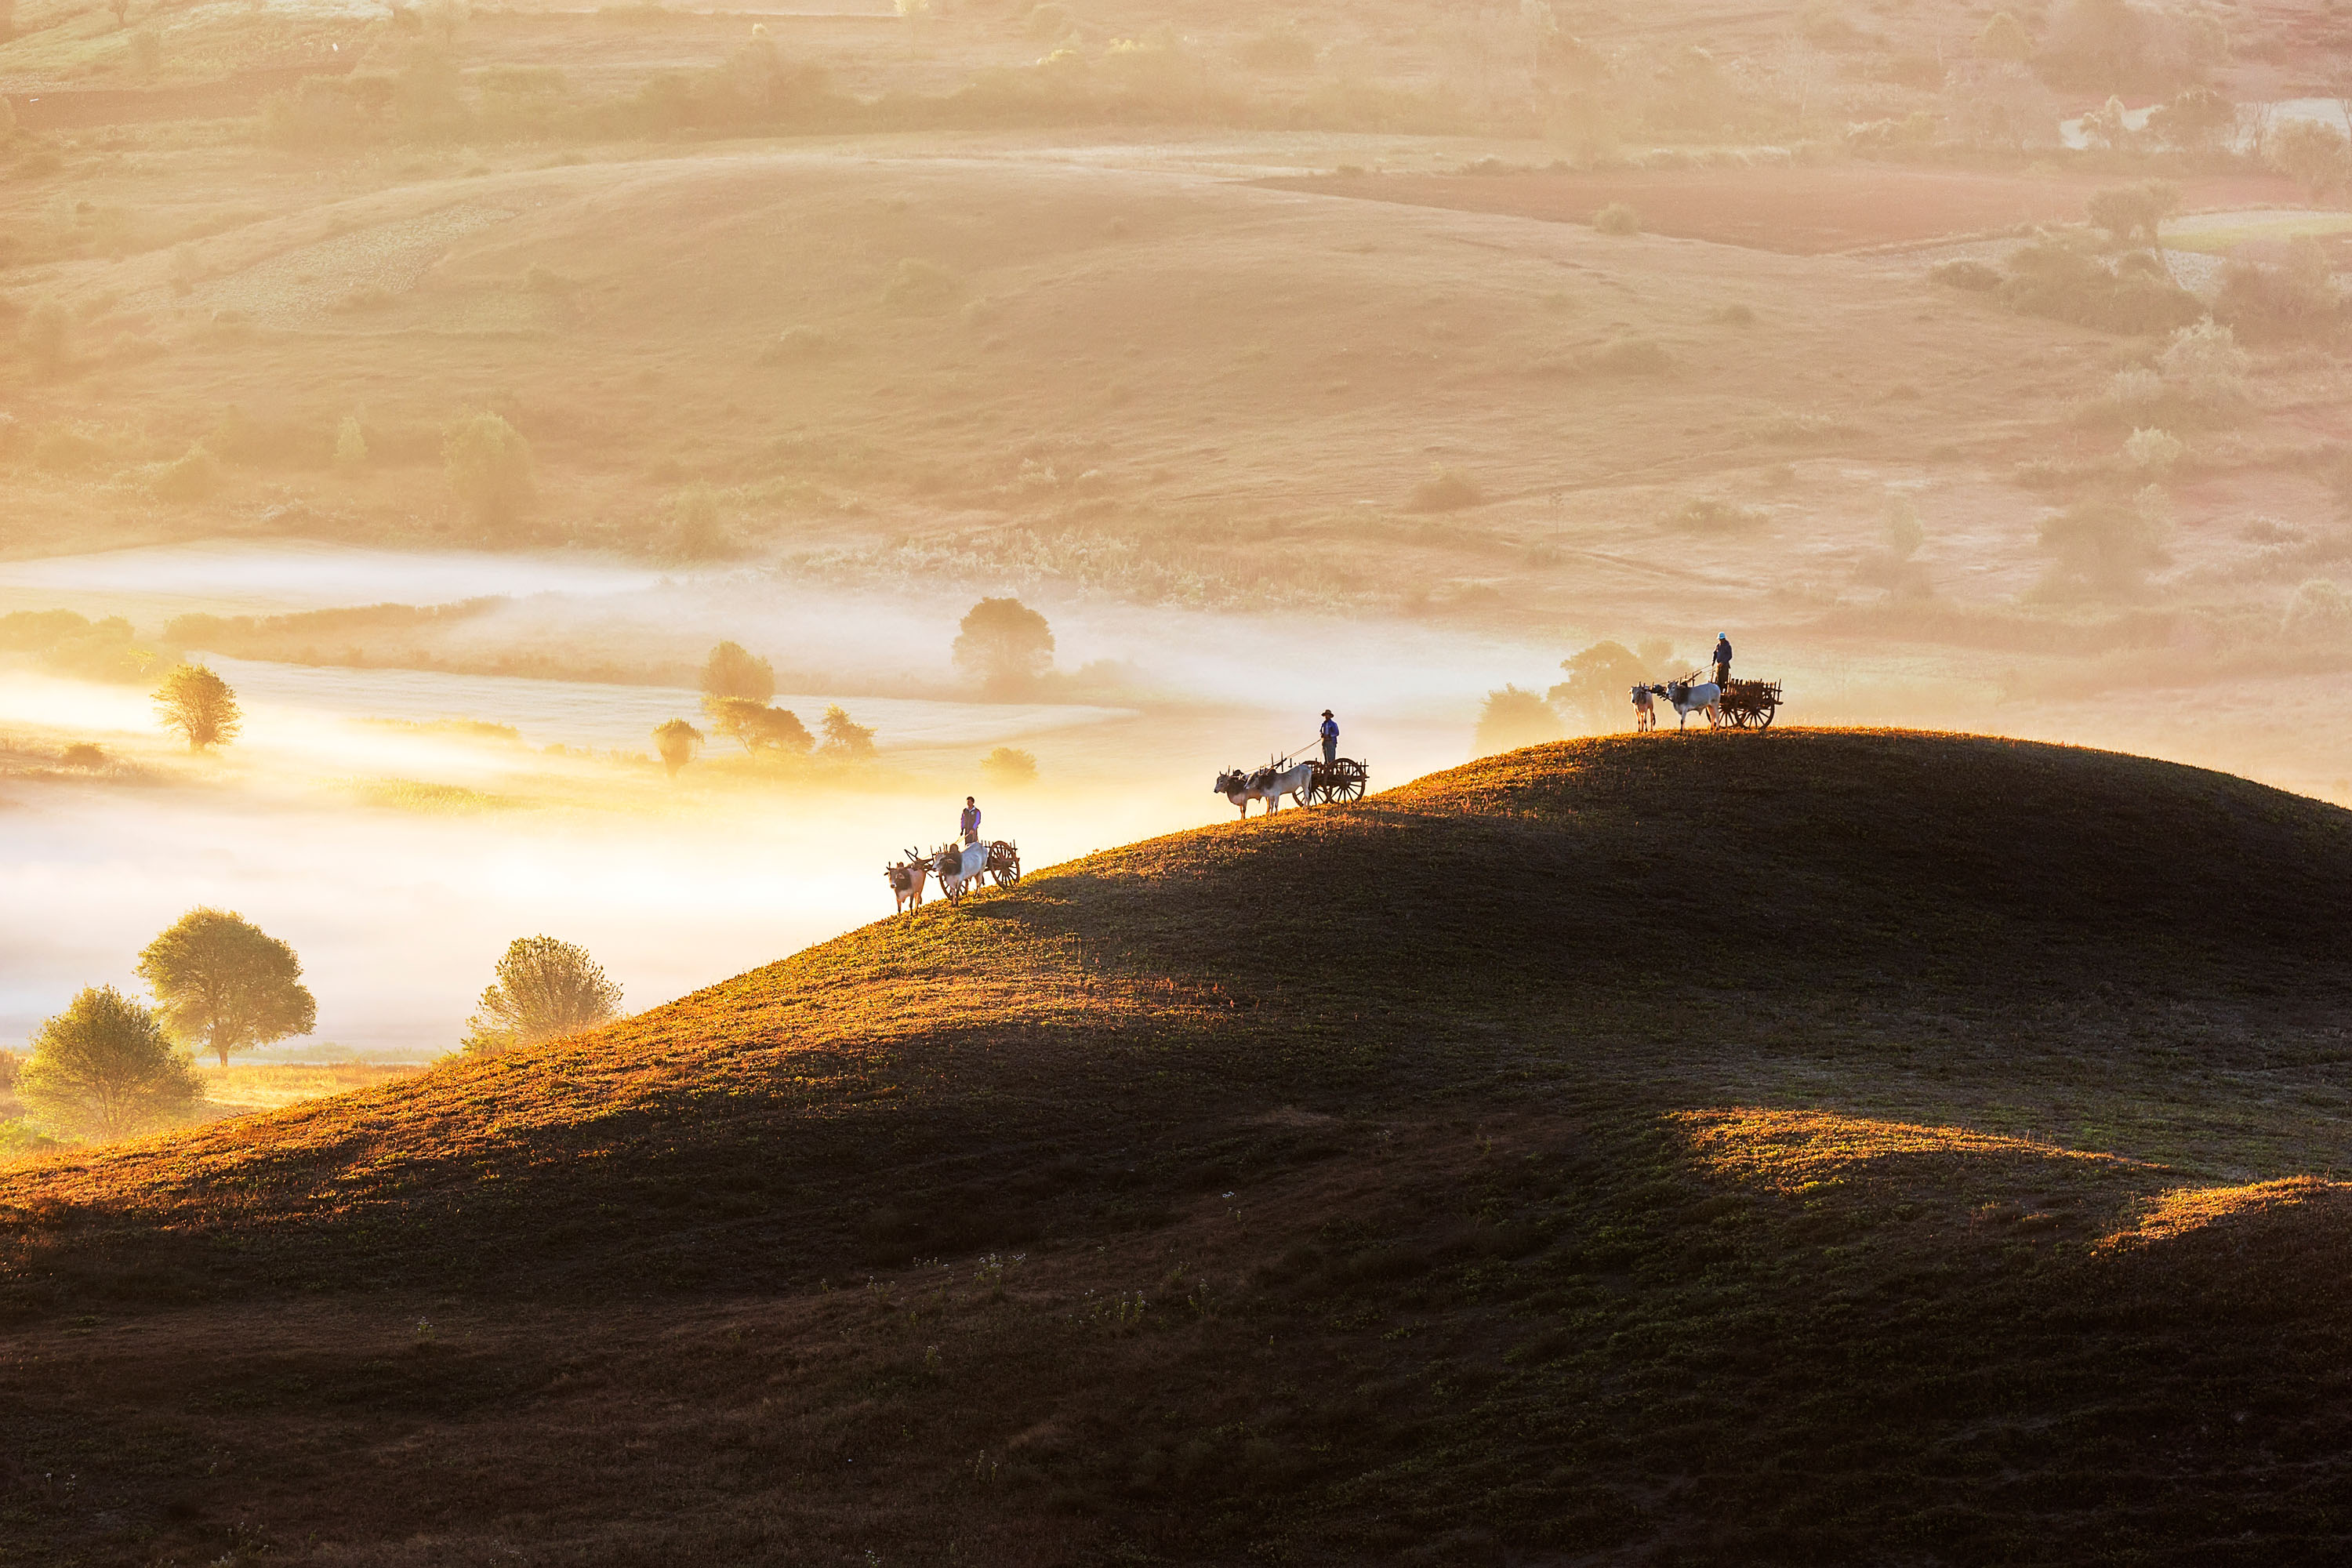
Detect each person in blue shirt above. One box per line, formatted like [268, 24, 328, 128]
[1318, 710, 1339, 766]
[960, 796, 982, 847]
[1712, 634, 1733, 688]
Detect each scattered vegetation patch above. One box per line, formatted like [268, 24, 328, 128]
[1406, 466, 1484, 512]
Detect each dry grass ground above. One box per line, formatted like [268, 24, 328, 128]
[6, 731, 2352, 1563]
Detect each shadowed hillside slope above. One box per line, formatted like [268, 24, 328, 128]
[8, 730, 2352, 1566]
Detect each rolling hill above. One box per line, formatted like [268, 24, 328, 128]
[8, 728, 2352, 1565]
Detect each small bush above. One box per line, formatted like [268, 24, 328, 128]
[760, 325, 844, 361]
[1407, 466, 1484, 512]
[2123, 426, 2185, 474]
[2215, 242, 2345, 346]
[1671, 498, 1767, 532]
[1588, 337, 1670, 375]
[2156, 319, 2249, 413]
[980, 745, 1039, 784]
[443, 412, 533, 528]
[1237, 27, 1315, 71]
[1708, 303, 1755, 325]
[1593, 201, 1639, 235]
[1931, 260, 2002, 292]
[149, 443, 222, 503]
[883, 258, 962, 314]
[1998, 241, 2201, 336]
[60, 742, 107, 768]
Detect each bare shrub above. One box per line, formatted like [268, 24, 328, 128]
[1593, 201, 1639, 235]
[1977, 10, 2034, 60]
[1408, 466, 1484, 512]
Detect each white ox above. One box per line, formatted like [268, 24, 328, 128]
[1214, 760, 1316, 818]
[1629, 684, 1657, 732]
[931, 841, 989, 898]
[885, 848, 930, 912]
[1648, 681, 1722, 730]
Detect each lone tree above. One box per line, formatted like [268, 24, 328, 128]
[952, 597, 1054, 696]
[699, 641, 776, 710]
[2086, 180, 2179, 248]
[442, 412, 534, 530]
[652, 717, 704, 778]
[136, 907, 318, 1068]
[154, 662, 242, 750]
[463, 936, 622, 1054]
[2270, 118, 2352, 201]
[18, 985, 203, 1140]
[818, 703, 877, 760]
[1475, 685, 1566, 756]
[710, 699, 813, 756]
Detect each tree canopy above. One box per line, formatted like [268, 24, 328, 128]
[136, 907, 318, 1068]
[463, 936, 623, 1054]
[1475, 686, 1566, 756]
[951, 597, 1054, 696]
[18, 985, 203, 1139]
[652, 717, 705, 778]
[153, 662, 242, 750]
[710, 698, 813, 756]
[818, 704, 877, 760]
[1548, 641, 1657, 728]
[443, 412, 534, 529]
[700, 641, 776, 706]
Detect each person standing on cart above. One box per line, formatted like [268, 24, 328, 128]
[1318, 710, 1339, 767]
[960, 796, 982, 848]
[1711, 633, 1733, 688]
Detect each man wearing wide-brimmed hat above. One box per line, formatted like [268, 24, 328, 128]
[1318, 709, 1339, 767]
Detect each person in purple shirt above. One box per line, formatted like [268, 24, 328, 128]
[960, 796, 982, 848]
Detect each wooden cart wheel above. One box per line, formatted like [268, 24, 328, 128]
[992, 859, 1020, 887]
[1754, 700, 1777, 730]
[1330, 764, 1367, 803]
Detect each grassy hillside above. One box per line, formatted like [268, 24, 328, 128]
[8, 728, 2352, 1564]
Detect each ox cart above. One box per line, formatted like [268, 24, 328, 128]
[1299, 755, 1370, 804]
[931, 839, 1020, 902]
[1716, 678, 1781, 730]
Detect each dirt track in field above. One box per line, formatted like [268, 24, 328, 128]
[1263, 166, 2310, 254]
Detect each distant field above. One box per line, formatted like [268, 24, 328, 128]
[1265, 165, 2310, 253]
[198, 1061, 427, 1113]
